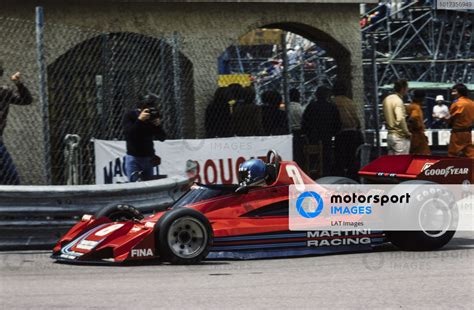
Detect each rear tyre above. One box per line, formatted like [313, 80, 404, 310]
[386, 180, 457, 251]
[95, 204, 144, 222]
[156, 208, 213, 264]
[386, 230, 456, 251]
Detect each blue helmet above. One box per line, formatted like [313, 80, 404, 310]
[238, 159, 267, 186]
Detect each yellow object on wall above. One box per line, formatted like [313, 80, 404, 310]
[218, 74, 252, 87]
[239, 29, 282, 46]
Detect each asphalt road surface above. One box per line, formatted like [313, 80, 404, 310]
[1, 232, 473, 309]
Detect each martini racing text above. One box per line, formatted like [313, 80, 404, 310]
[306, 230, 372, 247]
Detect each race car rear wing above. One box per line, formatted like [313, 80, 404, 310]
[359, 155, 473, 184]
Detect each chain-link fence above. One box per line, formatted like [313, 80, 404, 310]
[0, 15, 193, 185]
[0, 12, 369, 185]
[4, 3, 468, 186]
[0, 17, 43, 186]
[1, 13, 369, 184]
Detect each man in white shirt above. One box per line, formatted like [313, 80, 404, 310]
[382, 79, 411, 155]
[432, 95, 450, 128]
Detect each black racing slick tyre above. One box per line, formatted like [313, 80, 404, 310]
[386, 230, 456, 251]
[315, 176, 359, 185]
[386, 181, 458, 251]
[95, 204, 144, 222]
[156, 208, 213, 265]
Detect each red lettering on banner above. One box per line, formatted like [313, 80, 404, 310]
[219, 158, 233, 184]
[194, 161, 202, 184]
[204, 160, 218, 184]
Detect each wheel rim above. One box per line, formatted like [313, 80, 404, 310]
[418, 198, 452, 238]
[167, 217, 208, 259]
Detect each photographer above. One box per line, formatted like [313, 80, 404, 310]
[123, 96, 166, 182]
[0, 66, 33, 185]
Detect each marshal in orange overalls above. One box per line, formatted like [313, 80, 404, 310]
[407, 102, 431, 155]
[448, 96, 474, 158]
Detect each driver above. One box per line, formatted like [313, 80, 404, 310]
[238, 159, 269, 187]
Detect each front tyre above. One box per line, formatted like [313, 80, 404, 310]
[156, 208, 213, 264]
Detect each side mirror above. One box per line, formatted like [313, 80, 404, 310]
[235, 186, 249, 194]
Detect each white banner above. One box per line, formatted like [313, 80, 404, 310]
[94, 135, 293, 185]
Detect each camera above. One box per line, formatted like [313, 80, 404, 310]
[146, 107, 161, 121]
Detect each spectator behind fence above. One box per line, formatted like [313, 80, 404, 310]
[287, 88, 304, 133]
[205, 87, 233, 138]
[432, 95, 450, 129]
[123, 96, 166, 182]
[227, 83, 244, 112]
[407, 89, 431, 155]
[332, 82, 364, 180]
[261, 90, 289, 136]
[0, 65, 33, 185]
[287, 88, 305, 166]
[232, 87, 263, 136]
[302, 86, 341, 176]
[364, 1, 389, 31]
[382, 79, 411, 155]
[448, 84, 474, 158]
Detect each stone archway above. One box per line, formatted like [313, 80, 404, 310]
[263, 22, 353, 97]
[47, 32, 194, 184]
[183, 16, 362, 137]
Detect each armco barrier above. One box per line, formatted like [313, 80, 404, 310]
[0, 176, 190, 250]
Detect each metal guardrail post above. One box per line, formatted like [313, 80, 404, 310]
[64, 134, 82, 185]
[281, 32, 290, 107]
[299, 51, 306, 105]
[35, 6, 52, 184]
[370, 34, 381, 158]
[172, 32, 184, 138]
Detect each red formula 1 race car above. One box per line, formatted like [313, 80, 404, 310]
[359, 154, 473, 184]
[52, 151, 458, 265]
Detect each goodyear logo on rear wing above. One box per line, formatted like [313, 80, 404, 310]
[424, 166, 469, 177]
[422, 162, 434, 171]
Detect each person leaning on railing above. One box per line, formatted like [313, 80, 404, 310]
[431, 95, 450, 129]
[0, 63, 32, 185]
